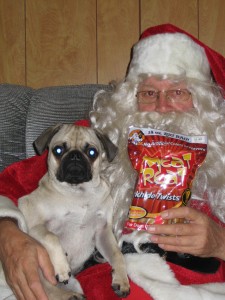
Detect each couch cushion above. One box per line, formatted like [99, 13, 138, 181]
[26, 84, 109, 158]
[0, 84, 33, 171]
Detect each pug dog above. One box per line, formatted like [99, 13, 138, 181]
[17, 124, 130, 300]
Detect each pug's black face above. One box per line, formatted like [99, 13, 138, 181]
[52, 143, 99, 184]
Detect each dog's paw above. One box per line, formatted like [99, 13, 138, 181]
[55, 271, 71, 284]
[112, 282, 130, 298]
[52, 251, 72, 283]
[111, 271, 130, 298]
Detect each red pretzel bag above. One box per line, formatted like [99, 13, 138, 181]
[124, 127, 207, 232]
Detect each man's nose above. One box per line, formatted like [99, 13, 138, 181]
[155, 92, 171, 113]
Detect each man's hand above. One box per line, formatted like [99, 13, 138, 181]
[0, 218, 57, 300]
[148, 207, 225, 260]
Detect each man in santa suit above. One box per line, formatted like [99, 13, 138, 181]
[1, 24, 225, 300]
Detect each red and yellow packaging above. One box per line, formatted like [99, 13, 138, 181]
[124, 127, 207, 232]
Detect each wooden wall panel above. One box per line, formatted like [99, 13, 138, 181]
[141, 0, 198, 37]
[0, 1, 225, 87]
[97, 0, 139, 83]
[26, 0, 97, 88]
[0, 0, 25, 85]
[199, 0, 225, 57]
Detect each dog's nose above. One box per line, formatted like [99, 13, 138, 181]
[69, 150, 83, 161]
[57, 150, 92, 184]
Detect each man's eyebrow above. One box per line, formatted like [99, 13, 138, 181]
[138, 81, 186, 90]
[138, 85, 156, 89]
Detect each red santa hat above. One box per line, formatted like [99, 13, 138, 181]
[127, 24, 225, 92]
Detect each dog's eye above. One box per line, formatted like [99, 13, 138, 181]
[53, 145, 65, 157]
[87, 147, 98, 160]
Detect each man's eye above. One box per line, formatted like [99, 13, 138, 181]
[53, 145, 65, 157]
[169, 89, 185, 99]
[87, 147, 98, 160]
[175, 90, 182, 95]
[145, 90, 156, 97]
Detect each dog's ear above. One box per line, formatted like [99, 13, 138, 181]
[33, 123, 64, 155]
[94, 130, 118, 162]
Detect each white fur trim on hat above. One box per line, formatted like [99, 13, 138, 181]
[127, 33, 211, 81]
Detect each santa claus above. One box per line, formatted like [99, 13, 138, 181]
[1, 24, 225, 300]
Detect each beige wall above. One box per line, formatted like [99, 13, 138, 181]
[0, 0, 225, 88]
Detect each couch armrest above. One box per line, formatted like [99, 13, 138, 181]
[0, 84, 33, 171]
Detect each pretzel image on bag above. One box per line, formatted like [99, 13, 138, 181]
[124, 126, 207, 232]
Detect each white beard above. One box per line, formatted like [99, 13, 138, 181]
[90, 83, 225, 299]
[91, 84, 225, 238]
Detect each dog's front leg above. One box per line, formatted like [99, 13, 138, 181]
[29, 224, 71, 284]
[95, 221, 130, 298]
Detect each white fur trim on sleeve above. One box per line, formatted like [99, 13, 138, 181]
[0, 196, 27, 232]
[125, 253, 225, 300]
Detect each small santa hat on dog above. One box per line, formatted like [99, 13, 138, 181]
[127, 24, 225, 92]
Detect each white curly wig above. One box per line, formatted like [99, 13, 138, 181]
[90, 27, 225, 242]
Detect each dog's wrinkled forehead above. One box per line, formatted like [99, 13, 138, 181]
[34, 123, 118, 162]
[50, 125, 100, 150]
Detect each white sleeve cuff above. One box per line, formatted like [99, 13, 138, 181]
[0, 196, 28, 232]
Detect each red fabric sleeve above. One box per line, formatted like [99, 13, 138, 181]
[76, 263, 154, 300]
[76, 260, 225, 300]
[0, 152, 48, 206]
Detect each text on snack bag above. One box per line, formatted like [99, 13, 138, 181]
[140, 154, 192, 186]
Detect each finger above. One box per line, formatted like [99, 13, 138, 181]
[148, 222, 199, 237]
[151, 235, 201, 255]
[3, 267, 28, 300]
[157, 241, 204, 256]
[12, 273, 36, 300]
[158, 243, 196, 254]
[25, 265, 48, 300]
[11, 252, 48, 300]
[160, 207, 203, 222]
[38, 248, 57, 285]
[10, 285, 25, 300]
[150, 233, 195, 248]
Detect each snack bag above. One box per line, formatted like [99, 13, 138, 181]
[124, 127, 207, 232]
